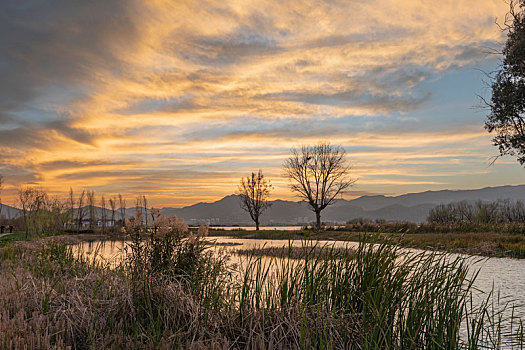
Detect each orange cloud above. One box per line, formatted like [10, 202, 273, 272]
[0, 0, 517, 207]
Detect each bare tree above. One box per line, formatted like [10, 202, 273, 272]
[68, 188, 75, 229]
[283, 142, 355, 230]
[17, 187, 49, 237]
[48, 196, 67, 232]
[101, 195, 107, 233]
[143, 195, 148, 231]
[31, 189, 48, 235]
[135, 196, 142, 227]
[76, 190, 86, 234]
[87, 191, 95, 230]
[18, 187, 35, 239]
[150, 208, 161, 235]
[237, 170, 273, 230]
[118, 194, 126, 227]
[109, 197, 117, 230]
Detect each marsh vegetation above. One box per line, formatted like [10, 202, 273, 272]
[1, 222, 524, 349]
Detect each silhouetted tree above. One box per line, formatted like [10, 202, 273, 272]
[76, 190, 86, 234]
[87, 191, 95, 229]
[109, 197, 117, 230]
[18, 187, 35, 239]
[118, 194, 126, 227]
[143, 195, 148, 230]
[68, 188, 75, 229]
[284, 142, 355, 230]
[101, 195, 107, 233]
[135, 196, 143, 228]
[237, 170, 273, 230]
[17, 187, 48, 238]
[485, 1, 525, 164]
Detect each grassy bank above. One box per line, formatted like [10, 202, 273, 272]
[0, 230, 523, 348]
[209, 229, 525, 258]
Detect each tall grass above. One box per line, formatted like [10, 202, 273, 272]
[230, 239, 493, 348]
[0, 233, 523, 348]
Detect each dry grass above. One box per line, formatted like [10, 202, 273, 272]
[0, 238, 222, 349]
[234, 245, 355, 259]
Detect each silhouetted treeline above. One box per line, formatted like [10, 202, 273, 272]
[335, 200, 525, 234]
[427, 200, 525, 225]
[0, 187, 135, 238]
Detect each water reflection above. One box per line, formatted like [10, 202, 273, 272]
[73, 239, 129, 268]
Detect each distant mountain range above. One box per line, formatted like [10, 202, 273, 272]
[3, 185, 525, 225]
[163, 185, 525, 225]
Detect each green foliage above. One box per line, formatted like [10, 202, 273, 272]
[33, 241, 100, 278]
[123, 226, 233, 340]
[485, 1, 525, 164]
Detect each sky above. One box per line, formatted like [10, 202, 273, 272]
[1, 0, 524, 207]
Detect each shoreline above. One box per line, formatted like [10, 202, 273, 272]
[208, 229, 525, 259]
[2, 228, 525, 259]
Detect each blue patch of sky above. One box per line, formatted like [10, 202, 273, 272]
[10, 107, 58, 124]
[401, 58, 500, 131]
[10, 82, 89, 124]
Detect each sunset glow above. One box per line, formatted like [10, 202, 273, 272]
[1, 0, 522, 206]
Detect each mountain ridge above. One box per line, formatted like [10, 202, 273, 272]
[2, 185, 525, 225]
[163, 185, 525, 225]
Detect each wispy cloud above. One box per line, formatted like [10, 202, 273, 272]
[0, 0, 517, 206]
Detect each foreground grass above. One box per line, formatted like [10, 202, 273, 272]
[209, 229, 525, 258]
[0, 231, 523, 349]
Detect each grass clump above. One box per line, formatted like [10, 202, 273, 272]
[231, 238, 475, 349]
